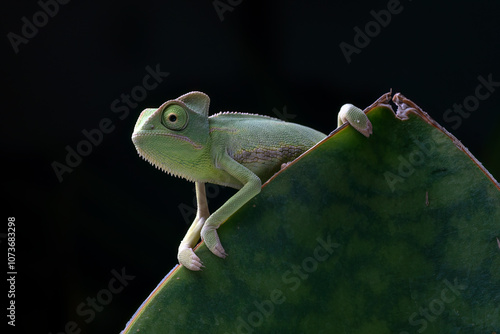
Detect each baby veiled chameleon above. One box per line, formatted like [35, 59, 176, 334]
[131, 91, 372, 271]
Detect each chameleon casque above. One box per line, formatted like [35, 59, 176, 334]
[131, 91, 372, 271]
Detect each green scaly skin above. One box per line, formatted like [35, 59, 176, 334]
[131, 91, 372, 271]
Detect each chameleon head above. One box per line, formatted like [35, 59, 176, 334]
[131, 91, 211, 181]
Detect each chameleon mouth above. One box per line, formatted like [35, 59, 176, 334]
[132, 131, 203, 150]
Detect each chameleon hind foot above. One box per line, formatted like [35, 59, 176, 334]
[338, 103, 373, 137]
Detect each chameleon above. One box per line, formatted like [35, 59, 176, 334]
[131, 91, 372, 271]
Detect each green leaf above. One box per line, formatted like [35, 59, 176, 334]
[122, 92, 500, 334]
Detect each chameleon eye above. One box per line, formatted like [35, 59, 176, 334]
[161, 104, 188, 131]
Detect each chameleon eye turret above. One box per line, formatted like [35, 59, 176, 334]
[162, 104, 189, 131]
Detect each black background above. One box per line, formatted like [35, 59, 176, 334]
[2, 1, 500, 333]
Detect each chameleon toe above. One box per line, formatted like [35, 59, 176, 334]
[178, 248, 204, 271]
[212, 244, 228, 259]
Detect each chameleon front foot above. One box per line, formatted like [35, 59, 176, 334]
[178, 246, 204, 271]
[338, 103, 373, 137]
[201, 225, 228, 259]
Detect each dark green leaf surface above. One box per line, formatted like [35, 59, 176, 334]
[122, 93, 500, 334]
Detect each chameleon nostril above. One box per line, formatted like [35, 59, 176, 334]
[150, 124, 155, 129]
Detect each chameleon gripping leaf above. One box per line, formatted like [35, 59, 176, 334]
[131, 91, 372, 271]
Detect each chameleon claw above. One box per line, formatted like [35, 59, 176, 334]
[190, 255, 205, 271]
[212, 243, 228, 259]
[338, 103, 373, 138]
[356, 120, 373, 138]
[201, 226, 228, 259]
[178, 247, 204, 271]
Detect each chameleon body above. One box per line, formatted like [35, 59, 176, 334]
[132, 91, 372, 271]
